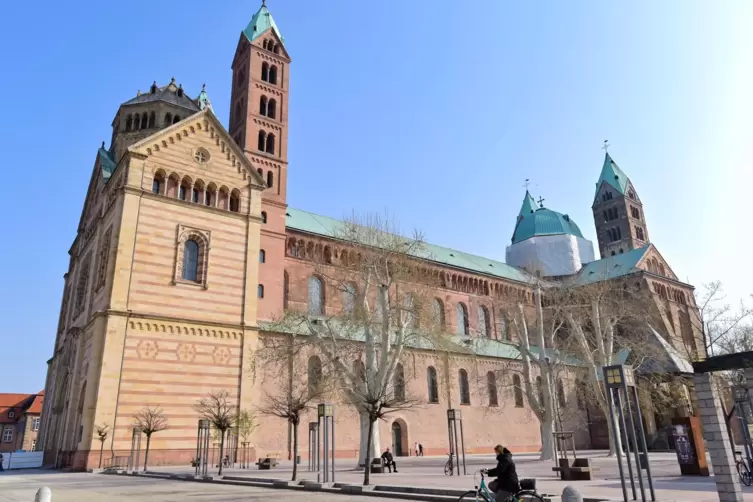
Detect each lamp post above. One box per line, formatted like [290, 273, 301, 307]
[446, 409, 466, 476]
[317, 404, 335, 483]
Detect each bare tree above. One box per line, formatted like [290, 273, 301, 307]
[236, 409, 257, 467]
[133, 407, 168, 471]
[195, 390, 237, 476]
[93, 423, 109, 469]
[693, 281, 753, 356]
[269, 212, 451, 467]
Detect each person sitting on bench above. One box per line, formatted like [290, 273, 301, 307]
[381, 447, 398, 473]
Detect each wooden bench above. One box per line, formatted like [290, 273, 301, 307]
[256, 457, 279, 470]
[370, 458, 386, 474]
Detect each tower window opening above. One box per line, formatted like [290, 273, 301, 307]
[173, 115, 181, 124]
[125, 115, 133, 132]
[148, 111, 155, 128]
[164, 113, 172, 126]
[261, 62, 269, 82]
[260, 96, 268, 116]
[141, 112, 148, 130]
[269, 65, 278, 85]
[268, 99, 277, 119]
[266, 133, 276, 155]
[258, 131, 266, 152]
[267, 171, 274, 188]
[134, 114, 141, 129]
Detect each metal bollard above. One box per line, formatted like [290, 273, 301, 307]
[34, 487, 52, 502]
[562, 486, 583, 502]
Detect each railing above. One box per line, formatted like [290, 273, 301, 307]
[103, 456, 130, 470]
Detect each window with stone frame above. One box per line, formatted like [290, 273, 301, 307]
[95, 227, 112, 291]
[2, 426, 13, 443]
[74, 253, 92, 317]
[31, 417, 40, 432]
[173, 225, 211, 289]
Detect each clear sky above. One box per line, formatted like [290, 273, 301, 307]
[1, 0, 751, 393]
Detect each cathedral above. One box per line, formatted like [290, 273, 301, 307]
[38, 2, 703, 469]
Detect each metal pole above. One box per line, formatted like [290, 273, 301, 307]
[615, 390, 637, 500]
[203, 427, 210, 476]
[452, 418, 461, 476]
[624, 387, 647, 502]
[459, 418, 467, 476]
[447, 415, 454, 470]
[195, 424, 201, 476]
[607, 388, 629, 502]
[631, 387, 656, 502]
[331, 416, 336, 483]
[317, 419, 321, 475]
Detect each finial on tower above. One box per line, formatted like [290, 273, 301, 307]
[262, 0, 266, 6]
[523, 178, 531, 191]
[202, 83, 206, 91]
[602, 140, 610, 153]
[537, 196, 546, 208]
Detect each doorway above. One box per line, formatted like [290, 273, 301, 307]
[391, 419, 408, 456]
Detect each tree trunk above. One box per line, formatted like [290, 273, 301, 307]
[358, 412, 380, 466]
[607, 408, 624, 457]
[539, 418, 555, 461]
[363, 416, 375, 486]
[218, 430, 226, 476]
[143, 434, 151, 471]
[99, 441, 104, 468]
[292, 420, 299, 482]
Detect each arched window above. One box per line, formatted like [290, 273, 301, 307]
[273, 44, 280, 54]
[557, 378, 566, 408]
[459, 369, 470, 405]
[261, 62, 269, 82]
[164, 113, 172, 126]
[499, 313, 509, 340]
[478, 306, 490, 337]
[427, 366, 439, 403]
[308, 276, 324, 315]
[152, 172, 164, 195]
[141, 112, 148, 130]
[262, 39, 268, 50]
[173, 115, 181, 124]
[268, 99, 277, 119]
[125, 115, 133, 132]
[259, 96, 268, 116]
[456, 303, 469, 336]
[283, 271, 289, 309]
[636, 226, 645, 241]
[182, 239, 200, 282]
[432, 298, 445, 329]
[308, 356, 322, 395]
[148, 112, 155, 128]
[267, 171, 274, 188]
[258, 131, 266, 151]
[513, 374, 524, 408]
[323, 246, 332, 264]
[261, 211, 267, 223]
[269, 65, 278, 85]
[258, 284, 264, 298]
[487, 372, 498, 406]
[394, 363, 405, 401]
[266, 133, 276, 155]
[259, 249, 266, 263]
[134, 114, 141, 129]
[343, 282, 357, 314]
[192, 187, 199, 203]
[229, 191, 240, 212]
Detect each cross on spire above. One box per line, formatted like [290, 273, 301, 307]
[537, 196, 545, 208]
[523, 178, 531, 191]
[262, 0, 266, 6]
[602, 140, 610, 153]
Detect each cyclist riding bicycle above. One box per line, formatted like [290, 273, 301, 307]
[483, 445, 519, 502]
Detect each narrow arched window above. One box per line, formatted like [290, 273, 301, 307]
[134, 114, 141, 129]
[283, 270, 289, 309]
[513, 374, 524, 408]
[192, 188, 199, 203]
[487, 372, 498, 406]
[259, 96, 268, 116]
[456, 303, 469, 336]
[269, 65, 278, 85]
[261, 62, 269, 82]
[427, 366, 439, 403]
[557, 378, 566, 408]
[308, 276, 324, 315]
[432, 298, 445, 329]
[179, 185, 187, 201]
[459, 369, 470, 405]
[261, 211, 267, 223]
[268, 99, 277, 119]
[478, 306, 490, 337]
[148, 112, 155, 128]
[229, 192, 240, 212]
[266, 133, 275, 155]
[182, 239, 200, 282]
[125, 115, 133, 132]
[394, 363, 405, 401]
[267, 171, 274, 188]
[259, 249, 266, 263]
[308, 356, 322, 395]
[152, 172, 164, 195]
[141, 112, 148, 130]
[273, 44, 280, 54]
[164, 113, 172, 126]
[258, 284, 264, 298]
[258, 130, 266, 151]
[262, 39, 268, 50]
[173, 115, 181, 124]
[343, 282, 357, 314]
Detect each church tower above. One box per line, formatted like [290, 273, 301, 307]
[592, 151, 649, 258]
[230, 1, 291, 320]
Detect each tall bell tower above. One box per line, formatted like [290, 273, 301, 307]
[230, 1, 291, 320]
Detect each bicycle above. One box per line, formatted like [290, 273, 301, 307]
[735, 451, 752, 486]
[457, 470, 544, 502]
[445, 452, 455, 475]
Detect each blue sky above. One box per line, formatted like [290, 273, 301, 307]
[1, 0, 751, 393]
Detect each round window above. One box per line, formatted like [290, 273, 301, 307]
[193, 148, 210, 165]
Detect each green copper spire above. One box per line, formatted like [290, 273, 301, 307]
[243, 1, 284, 44]
[518, 190, 537, 218]
[197, 84, 211, 110]
[594, 152, 630, 197]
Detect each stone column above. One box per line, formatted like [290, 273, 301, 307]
[693, 373, 742, 502]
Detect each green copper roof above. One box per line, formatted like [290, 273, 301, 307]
[98, 146, 116, 181]
[518, 190, 537, 218]
[197, 84, 212, 110]
[243, 3, 284, 44]
[511, 208, 584, 244]
[595, 153, 630, 198]
[573, 245, 649, 286]
[285, 208, 533, 284]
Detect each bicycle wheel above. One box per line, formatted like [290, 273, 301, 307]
[738, 462, 753, 486]
[445, 460, 454, 475]
[515, 490, 546, 502]
[457, 490, 492, 501]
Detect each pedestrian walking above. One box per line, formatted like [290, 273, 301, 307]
[414, 441, 419, 456]
[419, 443, 424, 456]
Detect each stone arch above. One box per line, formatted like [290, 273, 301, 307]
[391, 417, 409, 457]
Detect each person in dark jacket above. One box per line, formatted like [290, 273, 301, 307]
[485, 445, 519, 502]
[381, 448, 398, 473]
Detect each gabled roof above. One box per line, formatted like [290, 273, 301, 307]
[27, 392, 44, 415]
[243, 3, 284, 44]
[0, 393, 38, 424]
[122, 79, 202, 113]
[511, 208, 585, 244]
[574, 245, 650, 285]
[594, 152, 630, 199]
[285, 208, 534, 284]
